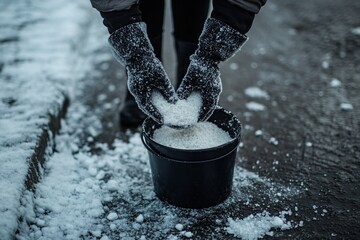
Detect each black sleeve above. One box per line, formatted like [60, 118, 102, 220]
[100, 4, 142, 34]
[211, 0, 266, 34]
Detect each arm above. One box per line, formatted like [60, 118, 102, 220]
[90, 1, 177, 124]
[177, 0, 266, 122]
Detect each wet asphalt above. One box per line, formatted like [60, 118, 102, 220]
[77, 0, 360, 239]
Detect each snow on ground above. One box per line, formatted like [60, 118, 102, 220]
[17, 97, 302, 239]
[0, 0, 91, 238]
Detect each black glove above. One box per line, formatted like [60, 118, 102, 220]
[177, 18, 248, 122]
[108, 22, 176, 123]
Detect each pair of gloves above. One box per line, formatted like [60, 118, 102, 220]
[109, 18, 248, 124]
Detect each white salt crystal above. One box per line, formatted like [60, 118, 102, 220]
[244, 87, 270, 99]
[322, 61, 329, 69]
[184, 232, 193, 238]
[152, 91, 202, 127]
[91, 230, 102, 237]
[110, 223, 116, 231]
[246, 102, 266, 111]
[153, 122, 232, 150]
[330, 78, 341, 87]
[272, 217, 283, 227]
[340, 103, 353, 111]
[305, 142, 313, 147]
[107, 212, 118, 221]
[136, 214, 144, 223]
[269, 137, 279, 146]
[100, 236, 109, 240]
[107, 180, 118, 191]
[175, 224, 184, 231]
[255, 130, 263, 136]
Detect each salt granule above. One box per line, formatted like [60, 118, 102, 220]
[136, 214, 144, 223]
[175, 224, 184, 231]
[153, 122, 232, 150]
[152, 91, 202, 127]
[107, 212, 118, 221]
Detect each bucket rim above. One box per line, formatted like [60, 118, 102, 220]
[142, 107, 241, 153]
[141, 133, 239, 164]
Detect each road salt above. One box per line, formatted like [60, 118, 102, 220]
[153, 122, 232, 149]
[152, 91, 202, 127]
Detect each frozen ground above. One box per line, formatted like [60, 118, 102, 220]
[1, 0, 360, 239]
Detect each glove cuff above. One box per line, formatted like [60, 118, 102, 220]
[108, 22, 155, 65]
[197, 18, 248, 62]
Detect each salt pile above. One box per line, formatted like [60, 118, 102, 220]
[152, 122, 232, 149]
[225, 211, 292, 240]
[152, 91, 202, 127]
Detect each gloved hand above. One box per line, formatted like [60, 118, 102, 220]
[177, 18, 248, 122]
[108, 22, 176, 123]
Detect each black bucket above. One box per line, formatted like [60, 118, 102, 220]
[141, 108, 241, 208]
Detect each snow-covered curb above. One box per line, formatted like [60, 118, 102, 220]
[0, 1, 91, 238]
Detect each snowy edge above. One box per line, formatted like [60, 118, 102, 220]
[0, 1, 91, 238]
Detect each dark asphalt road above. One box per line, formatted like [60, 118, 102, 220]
[77, 0, 360, 239]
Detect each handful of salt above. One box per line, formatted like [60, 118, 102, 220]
[152, 91, 202, 128]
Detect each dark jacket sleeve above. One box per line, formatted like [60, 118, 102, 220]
[212, 0, 267, 34]
[90, 0, 139, 12]
[228, 0, 267, 14]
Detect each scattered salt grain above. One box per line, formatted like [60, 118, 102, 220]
[246, 102, 266, 111]
[140, 235, 146, 240]
[107, 212, 118, 221]
[110, 223, 116, 231]
[244, 87, 270, 99]
[322, 61, 329, 69]
[184, 232, 193, 238]
[91, 230, 102, 237]
[255, 130, 263, 136]
[107, 180, 118, 191]
[340, 103, 353, 111]
[88, 167, 97, 176]
[153, 122, 232, 150]
[100, 235, 109, 240]
[175, 224, 184, 231]
[225, 211, 292, 240]
[152, 91, 202, 127]
[305, 142, 313, 147]
[330, 78, 341, 87]
[136, 214, 144, 223]
[269, 137, 279, 146]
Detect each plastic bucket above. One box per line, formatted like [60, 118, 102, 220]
[141, 108, 241, 208]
